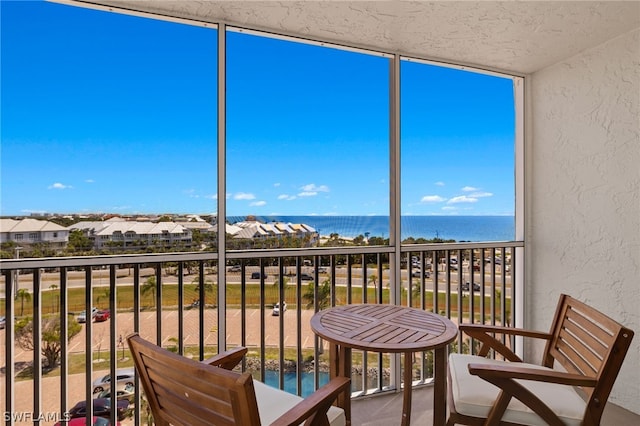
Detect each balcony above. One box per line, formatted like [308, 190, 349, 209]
[3, 242, 638, 425]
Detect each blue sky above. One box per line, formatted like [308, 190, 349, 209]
[1, 0, 515, 218]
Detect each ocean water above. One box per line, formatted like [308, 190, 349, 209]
[228, 215, 515, 242]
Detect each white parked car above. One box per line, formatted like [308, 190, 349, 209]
[272, 302, 287, 316]
[92, 368, 136, 394]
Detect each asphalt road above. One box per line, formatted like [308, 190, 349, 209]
[7, 265, 510, 294]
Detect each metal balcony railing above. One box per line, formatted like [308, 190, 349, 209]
[1, 241, 522, 425]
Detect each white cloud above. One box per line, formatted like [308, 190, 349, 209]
[462, 186, 479, 192]
[278, 194, 296, 201]
[250, 201, 266, 207]
[234, 192, 255, 200]
[85, 179, 95, 183]
[435, 181, 445, 186]
[273, 183, 281, 187]
[298, 184, 329, 197]
[420, 195, 445, 203]
[48, 182, 71, 190]
[300, 184, 329, 192]
[447, 195, 478, 204]
[470, 191, 493, 198]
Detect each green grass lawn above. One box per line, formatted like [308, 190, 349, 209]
[5, 283, 509, 321]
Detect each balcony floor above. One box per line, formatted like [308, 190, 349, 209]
[350, 385, 640, 425]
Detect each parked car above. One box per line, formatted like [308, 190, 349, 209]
[228, 265, 241, 272]
[68, 398, 129, 421]
[94, 310, 110, 322]
[77, 308, 99, 323]
[0, 316, 5, 329]
[251, 272, 267, 279]
[461, 282, 481, 292]
[55, 416, 120, 426]
[92, 368, 135, 394]
[411, 269, 430, 278]
[272, 302, 287, 316]
[299, 273, 314, 281]
[94, 383, 135, 401]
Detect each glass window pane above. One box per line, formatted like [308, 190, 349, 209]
[1, 2, 218, 253]
[400, 61, 516, 243]
[226, 32, 389, 249]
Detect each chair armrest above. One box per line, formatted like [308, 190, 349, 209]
[201, 347, 248, 370]
[467, 363, 597, 426]
[460, 324, 551, 361]
[270, 376, 351, 426]
[468, 363, 597, 388]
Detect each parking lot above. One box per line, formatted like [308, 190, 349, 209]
[2, 307, 317, 425]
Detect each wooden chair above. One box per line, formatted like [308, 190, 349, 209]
[447, 294, 634, 426]
[127, 333, 350, 426]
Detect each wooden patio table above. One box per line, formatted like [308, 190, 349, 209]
[310, 304, 458, 426]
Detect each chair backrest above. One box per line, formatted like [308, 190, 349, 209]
[128, 333, 261, 426]
[543, 294, 634, 422]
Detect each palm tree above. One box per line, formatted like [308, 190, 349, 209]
[192, 274, 216, 305]
[368, 273, 378, 292]
[17, 288, 31, 316]
[303, 279, 331, 310]
[141, 276, 157, 307]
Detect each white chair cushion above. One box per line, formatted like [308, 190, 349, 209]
[449, 354, 586, 426]
[253, 379, 346, 426]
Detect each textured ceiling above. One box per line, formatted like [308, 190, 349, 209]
[61, 1, 640, 74]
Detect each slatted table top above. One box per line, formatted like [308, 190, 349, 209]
[310, 304, 458, 352]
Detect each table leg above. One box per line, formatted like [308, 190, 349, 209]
[433, 347, 446, 426]
[402, 351, 413, 426]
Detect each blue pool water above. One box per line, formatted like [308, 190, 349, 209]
[264, 370, 329, 397]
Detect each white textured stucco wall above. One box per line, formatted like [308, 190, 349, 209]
[528, 29, 639, 412]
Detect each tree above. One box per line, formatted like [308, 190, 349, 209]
[67, 229, 93, 252]
[141, 276, 157, 307]
[303, 279, 331, 310]
[368, 273, 378, 292]
[14, 315, 82, 369]
[192, 275, 215, 305]
[191, 229, 204, 247]
[17, 288, 31, 316]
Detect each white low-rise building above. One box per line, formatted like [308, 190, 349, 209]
[0, 218, 69, 249]
[69, 218, 193, 250]
[230, 220, 318, 244]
